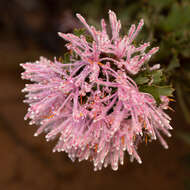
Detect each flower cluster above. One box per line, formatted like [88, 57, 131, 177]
[21, 10, 173, 171]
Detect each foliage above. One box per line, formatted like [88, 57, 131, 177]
[75, 0, 190, 123]
[120, 0, 190, 123]
[134, 69, 174, 104]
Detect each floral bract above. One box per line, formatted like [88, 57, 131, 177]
[21, 10, 173, 171]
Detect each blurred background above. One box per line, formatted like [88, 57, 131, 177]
[1, 0, 190, 189]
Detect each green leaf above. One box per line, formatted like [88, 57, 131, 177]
[139, 85, 174, 104]
[139, 85, 160, 103]
[73, 28, 93, 43]
[73, 28, 86, 37]
[134, 75, 149, 85]
[151, 69, 163, 84]
[63, 52, 70, 64]
[157, 85, 174, 96]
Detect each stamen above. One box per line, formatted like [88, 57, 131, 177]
[46, 114, 55, 119]
[145, 135, 148, 145]
[121, 136, 125, 146]
[98, 62, 103, 66]
[143, 121, 146, 129]
[80, 95, 83, 104]
[88, 60, 93, 64]
[94, 144, 98, 152]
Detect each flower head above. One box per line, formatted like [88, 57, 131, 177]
[21, 10, 173, 171]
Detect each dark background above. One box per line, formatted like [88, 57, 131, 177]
[0, 0, 190, 189]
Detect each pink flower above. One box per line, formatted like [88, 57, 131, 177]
[59, 10, 159, 75]
[21, 10, 172, 171]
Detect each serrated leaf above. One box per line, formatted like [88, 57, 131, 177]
[134, 76, 149, 85]
[73, 28, 86, 37]
[151, 70, 163, 84]
[139, 85, 174, 104]
[139, 85, 160, 103]
[157, 85, 174, 96]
